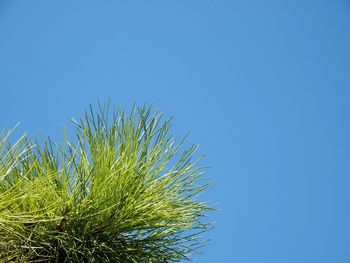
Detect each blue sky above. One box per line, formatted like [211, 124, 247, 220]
[1, 1, 350, 262]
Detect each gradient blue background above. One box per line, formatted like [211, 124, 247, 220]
[1, 1, 350, 262]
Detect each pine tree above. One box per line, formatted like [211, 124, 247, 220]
[0, 104, 212, 262]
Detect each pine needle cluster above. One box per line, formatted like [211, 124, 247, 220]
[0, 104, 212, 262]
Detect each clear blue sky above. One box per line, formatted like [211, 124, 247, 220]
[1, 1, 350, 262]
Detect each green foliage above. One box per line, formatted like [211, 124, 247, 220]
[0, 104, 212, 262]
